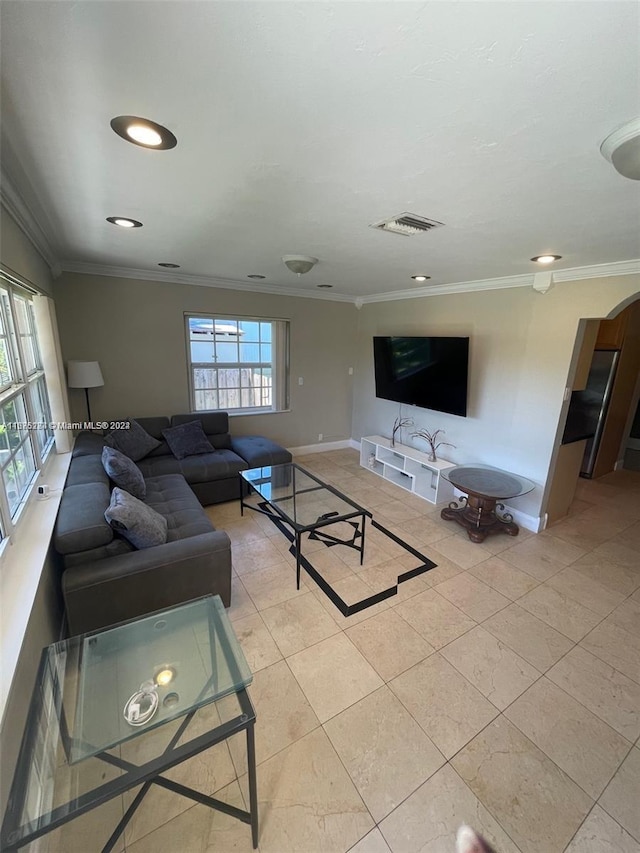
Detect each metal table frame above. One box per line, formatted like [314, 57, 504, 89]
[1, 602, 259, 852]
[240, 463, 371, 589]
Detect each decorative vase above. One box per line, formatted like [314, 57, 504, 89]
[428, 450, 437, 462]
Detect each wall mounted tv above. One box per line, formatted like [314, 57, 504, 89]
[373, 336, 469, 417]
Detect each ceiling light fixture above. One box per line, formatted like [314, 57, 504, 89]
[158, 262, 180, 268]
[106, 217, 143, 228]
[600, 118, 640, 180]
[110, 115, 177, 150]
[531, 255, 562, 264]
[282, 255, 318, 276]
[247, 274, 266, 280]
[411, 275, 431, 281]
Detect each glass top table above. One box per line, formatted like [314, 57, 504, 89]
[441, 463, 536, 543]
[1, 595, 259, 852]
[241, 463, 371, 591]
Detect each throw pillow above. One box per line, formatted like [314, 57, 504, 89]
[101, 446, 146, 500]
[162, 420, 213, 460]
[104, 419, 161, 461]
[104, 487, 168, 549]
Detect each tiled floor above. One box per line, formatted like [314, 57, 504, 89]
[50, 452, 640, 852]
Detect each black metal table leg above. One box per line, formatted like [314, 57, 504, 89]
[296, 530, 301, 589]
[246, 720, 259, 849]
[360, 513, 366, 566]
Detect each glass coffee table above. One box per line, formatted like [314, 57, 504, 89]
[441, 463, 536, 542]
[1, 595, 258, 852]
[241, 463, 371, 591]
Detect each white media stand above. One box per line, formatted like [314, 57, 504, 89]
[359, 435, 456, 505]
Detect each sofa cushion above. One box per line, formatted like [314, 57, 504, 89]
[162, 420, 213, 459]
[105, 419, 161, 461]
[72, 432, 108, 458]
[54, 482, 114, 554]
[179, 450, 248, 485]
[171, 413, 232, 450]
[105, 487, 168, 549]
[136, 454, 183, 478]
[102, 446, 146, 499]
[144, 474, 215, 541]
[133, 416, 171, 441]
[66, 454, 110, 487]
[231, 435, 293, 468]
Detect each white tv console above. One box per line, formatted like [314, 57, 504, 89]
[359, 435, 456, 505]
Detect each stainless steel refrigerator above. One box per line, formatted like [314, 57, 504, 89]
[580, 349, 620, 478]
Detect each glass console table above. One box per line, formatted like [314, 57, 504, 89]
[1, 595, 258, 852]
[441, 463, 535, 542]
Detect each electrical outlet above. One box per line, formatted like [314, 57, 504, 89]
[298, 377, 304, 385]
[318, 433, 323, 441]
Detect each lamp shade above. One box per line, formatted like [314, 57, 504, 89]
[67, 360, 104, 389]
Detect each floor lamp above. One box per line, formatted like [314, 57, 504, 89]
[67, 361, 104, 422]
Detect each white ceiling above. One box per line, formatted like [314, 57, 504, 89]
[1, 1, 639, 301]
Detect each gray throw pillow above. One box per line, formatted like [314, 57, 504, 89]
[104, 487, 168, 549]
[162, 420, 213, 460]
[104, 419, 161, 462]
[101, 446, 146, 500]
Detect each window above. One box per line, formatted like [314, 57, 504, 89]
[186, 315, 289, 414]
[0, 275, 54, 536]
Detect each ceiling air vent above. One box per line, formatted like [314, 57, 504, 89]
[371, 212, 444, 237]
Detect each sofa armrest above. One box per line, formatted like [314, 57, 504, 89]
[62, 530, 232, 635]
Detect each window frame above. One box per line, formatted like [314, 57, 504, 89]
[185, 313, 290, 415]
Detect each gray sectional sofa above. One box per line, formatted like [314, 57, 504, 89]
[55, 412, 291, 634]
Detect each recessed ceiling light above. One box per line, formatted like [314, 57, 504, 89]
[106, 216, 143, 228]
[110, 115, 177, 150]
[158, 262, 180, 268]
[531, 254, 562, 264]
[317, 284, 333, 289]
[411, 275, 431, 281]
[247, 274, 266, 280]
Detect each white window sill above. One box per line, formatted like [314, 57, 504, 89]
[0, 450, 72, 724]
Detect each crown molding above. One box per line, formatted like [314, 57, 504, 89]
[359, 273, 535, 303]
[0, 167, 61, 278]
[552, 258, 640, 282]
[59, 261, 356, 303]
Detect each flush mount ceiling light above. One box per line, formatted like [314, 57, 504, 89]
[282, 255, 318, 276]
[600, 118, 640, 180]
[110, 115, 177, 150]
[106, 216, 143, 228]
[411, 275, 431, 281]
[531, 254, 562, 264]
[247, 274, 266, 280]
[158, 262, 180, 268]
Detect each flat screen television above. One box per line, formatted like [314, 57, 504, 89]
[373, 336, 469, 417]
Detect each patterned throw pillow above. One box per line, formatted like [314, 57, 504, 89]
[162, 420, 213, 460]
[104, 419, 161, 461]
[104, 488, 168, 550]
[101, 446, 146, 500]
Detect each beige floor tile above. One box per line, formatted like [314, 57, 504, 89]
[617, 520, 640, 552]
[580, 619, 640, 684]
[345, 608, 434, 681]
[482, 603, 574, 672]
[227, 574, 258, 623]
[546, 566, 626, 617]
[45, 795, 125, 853]
[238, 727, 374, 853]
[501, 534, 585, 581]
[389, 653, 498, 759]
[434, 571, 511, 622]
[324, 686, 445, 822]
[599, 747, 640, 842]
[547, 647, 640, 741]
[393, 588, 476, 649]
[125, 782, 255, 853]
[505, 677, 631, 799]
[231, 537, 286, 576]
[357, 559, 429, 605]
[517, 584, 602, 641]
[609, 596, 640, 637]
[586, 540, 640, 570]
[420, 552, 467, 585]
[565, 804, 640, 853]
[348, 828, 393, 853]
[571, 557, 640, 597]
[223, 659, 319, 773]
[259, 592, 340, 657]
[395, 515, 450, 546]
[287, 632, 383, 723]
[452, 716, 593, 853]
[375, 499, 424, 523]
[469, 555, 540, 600]
[306, 545, 358, 584]
[224, 517, 269, 546]
[231, 612, 283, 673]
[240, 560, 308, 610]
[426, 534, 490, 569]
[378, 763, 520, 853]
[546, 515, 630, 550]
[311, 574, 391, 626]
[441, 625, 540, 710]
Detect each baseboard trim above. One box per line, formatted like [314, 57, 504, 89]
[289, 439, 355, 456]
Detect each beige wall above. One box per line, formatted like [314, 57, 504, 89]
[0, 206, 54, 296]
[352, 275, 640, 523]
[53, 272, 357, 448]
